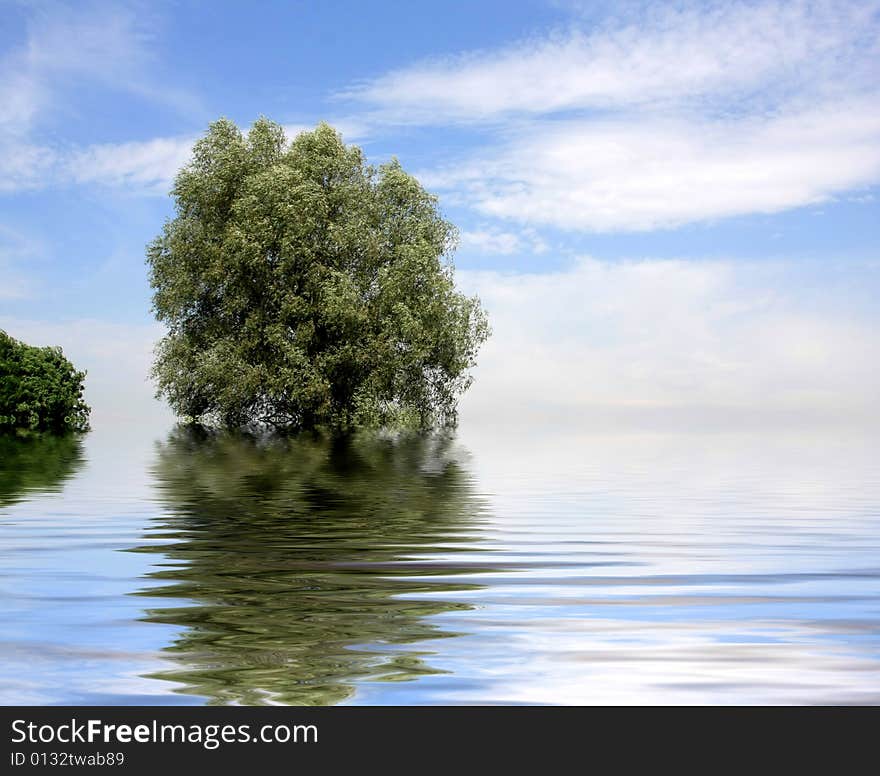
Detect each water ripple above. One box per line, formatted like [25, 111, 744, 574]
[1, 427, 879, 704]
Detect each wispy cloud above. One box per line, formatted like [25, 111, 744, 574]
[0, 142, 56, 193]
[459, 227, 548, 256]
[2, 120, 358, 197]
[345, 0, 879, 122]
[347, 0, 880, 232]
[62, 122, 356, 194]
[13, 1, 200, 123]
[423, 97, 880, 231]
[64, 135, 197, 194]
[0, 70, 42, 135]
[0, 132, 196, 196]
[0, 1, 201, 191]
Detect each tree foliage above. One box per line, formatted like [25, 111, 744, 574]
[148, 118, 489, 432]
[0, 330, 90, 434]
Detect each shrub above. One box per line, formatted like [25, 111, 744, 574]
[0, 330, 91, 434]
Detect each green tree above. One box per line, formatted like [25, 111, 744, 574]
[0, 330, 90, 434]
[148, 118, 489, 432]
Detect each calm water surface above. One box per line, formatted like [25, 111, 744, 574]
[1, 425, 879, 704]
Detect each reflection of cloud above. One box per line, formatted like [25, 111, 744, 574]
[425, 620, 880, 705]
[458, 258, 880, 431]
[387, 428, 880, 706]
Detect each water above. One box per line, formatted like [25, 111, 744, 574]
[1, 424, 879, 705]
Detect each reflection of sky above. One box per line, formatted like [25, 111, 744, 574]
[353, 428, 880, 704]
[0, 426, 198, 705]
[1, 425, 879, 704]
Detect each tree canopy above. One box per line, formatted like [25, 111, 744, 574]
[147, 118, 489, 432]
[0, 330, 90, 435]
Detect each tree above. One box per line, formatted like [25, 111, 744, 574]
[0, 330, 90, 434]
[147, 118, 489, 432]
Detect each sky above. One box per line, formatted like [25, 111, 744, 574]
[0, 0, 878, 431]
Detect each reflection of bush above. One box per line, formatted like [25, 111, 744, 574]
[136, 427, 487, 705]
[0, 434, 85, 509]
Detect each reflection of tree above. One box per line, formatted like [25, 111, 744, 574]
[0, 434, 85, 509]
[136, 427, 488, 705]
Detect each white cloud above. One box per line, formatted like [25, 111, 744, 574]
[0, 71, 42, 135]
[0, 132, 197, 196]
[22, 4, 152, 77]
[345, 0, 879, 122]
[457, 257, 880, 431]
[15, 2, 199, 120]
[0, 143, 56, 193]
[0, 2, 200, 191]
[348, 0, 880, 231]
[65, 135, 197, 194]
[0, 5, 364, 196]
[424, 97, 880, 230]
[0, 274, 28, 301]
[0, 134, 195, 196]
[2, 121, 360, 197]
[0, 274, 29, 301]
[459, 227, 548, 256]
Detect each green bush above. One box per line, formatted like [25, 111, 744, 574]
[0, 330, 91, 434]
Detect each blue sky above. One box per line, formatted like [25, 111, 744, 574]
[1, 0, 878, 429]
